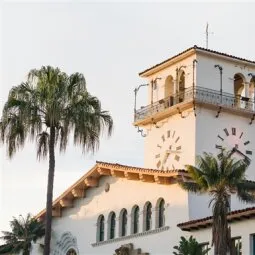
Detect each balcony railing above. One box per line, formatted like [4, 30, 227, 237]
[134, 86, 255, 122]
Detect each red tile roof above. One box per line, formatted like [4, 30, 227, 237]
[36, 161, 188, 220]
[178, 206, 255, 231]
[139, 45, 255, 76]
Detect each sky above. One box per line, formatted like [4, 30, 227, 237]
[1, 0, 255, 235]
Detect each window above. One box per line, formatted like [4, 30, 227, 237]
[97, 215, 105, 242]
[66, 249, 77, 255]
[108, 212, 116, 240]
[156, 198, 165, 228]
[231, 237, 242, 255]
[119, 209, 127, 237]
[251, 234, 255, 255]
[143, 202, 152, 231]
[131, 205, 139, 234]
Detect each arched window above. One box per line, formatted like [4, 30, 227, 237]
[97, 215, 105, 242]
[66, 249, 77, 255]
[131, 205, 139, 234]
[108, 212, 116, 239]
[156, 198, 165, 228]
[119, 209, 128, 237]
[143, 202, 152, 231]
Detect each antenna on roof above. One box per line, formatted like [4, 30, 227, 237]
[205, 22, 214, 49]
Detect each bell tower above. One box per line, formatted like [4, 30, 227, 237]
[134, 46, 255, 179]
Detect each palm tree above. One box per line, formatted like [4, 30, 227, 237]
[0, 214, 45, 255]
[180, 150, 255, 255]
[0, 66, 113, 255]
[173, 236, 210, 255]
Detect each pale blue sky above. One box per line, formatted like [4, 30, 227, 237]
[1, 1, 255, 234]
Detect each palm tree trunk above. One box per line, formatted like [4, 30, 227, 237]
[44, 126, 55, 255]
[213, 204, 229, 255]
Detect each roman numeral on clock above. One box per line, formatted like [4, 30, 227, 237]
[215, 145, 222, 149]
[157, 160, 161, 168]
[175, 136, 180, 143]
[232, 128, 236, 135]
[246, 150, 252, 155]
[218, 135, 224, 141]
[223, 128, 229, 136]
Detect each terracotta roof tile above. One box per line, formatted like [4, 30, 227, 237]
[139, 45, 255, 76]
[178, 206, 255, 231]
[96, 161, 187, 174]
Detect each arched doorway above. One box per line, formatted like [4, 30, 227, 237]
[233, 73, 245, 108]
[66, 249, 77, 255]
[178, 71, 185, 103]
[164, 75, 174, 107]
[250, 76, 255, 110]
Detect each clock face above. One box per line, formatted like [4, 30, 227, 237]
[215, 127, 252, 162]
[155, 129, 182, 170]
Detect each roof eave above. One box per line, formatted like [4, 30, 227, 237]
[139, 46, 196, 77]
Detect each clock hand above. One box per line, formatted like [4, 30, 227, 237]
[232, 147, 251, 164]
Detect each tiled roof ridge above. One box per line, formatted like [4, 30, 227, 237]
[96, 160, 187, 173]
[177, 206, 255, 228]
[139, 45, 255, 76]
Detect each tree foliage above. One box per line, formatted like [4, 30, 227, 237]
[0, 66, 113, 254]
[180, 150, 255, 255]
[0, 214, 45, 255]
[173, 236, 210, 255]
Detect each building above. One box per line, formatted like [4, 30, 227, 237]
[34, 46, 255, 254]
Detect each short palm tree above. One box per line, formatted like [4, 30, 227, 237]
[0, 214, 45, 255]
[173, 236, 210, 255]
[180, 150, 255, 255]
[0, 66, 113, 255]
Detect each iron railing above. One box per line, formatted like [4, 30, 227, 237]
[134, 86, 255, 122]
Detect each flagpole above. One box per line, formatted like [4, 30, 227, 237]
[206, 22, 209, 49]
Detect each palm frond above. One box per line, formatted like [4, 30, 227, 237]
[37, 131, 49, 160]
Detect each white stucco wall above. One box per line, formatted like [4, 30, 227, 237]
[144, 112, 196, 170]
[196, 53, 255, 94]
[33, 176, 189, 255]
[146, 53, 196, 104]
[187, 106, 255, 219]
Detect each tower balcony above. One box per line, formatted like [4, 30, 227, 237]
[134, 86, 255, 126]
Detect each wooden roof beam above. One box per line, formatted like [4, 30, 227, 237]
[52, 205, 61, 217]
[124, 172, 140, 180]
[110, 169, 125, 178]
[97, 167, 111, 176]
[60, 198, 73, 208]
[139, 173, 155, 182]
[84, 177, 98, 187]
[71, 188, 85, 198]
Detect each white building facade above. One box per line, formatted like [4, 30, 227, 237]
[34, 46, 255, 254]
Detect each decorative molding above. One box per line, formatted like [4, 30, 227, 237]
[52, 232, 79, 255]
[91, 226, 169, 247]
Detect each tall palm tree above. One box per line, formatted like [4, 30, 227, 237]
[0, 66, 113, 255]
[0, 214, 45, 255]
[180, 150, 255, 255]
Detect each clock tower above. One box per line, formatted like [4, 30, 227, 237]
[134, 46, 255, 180]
